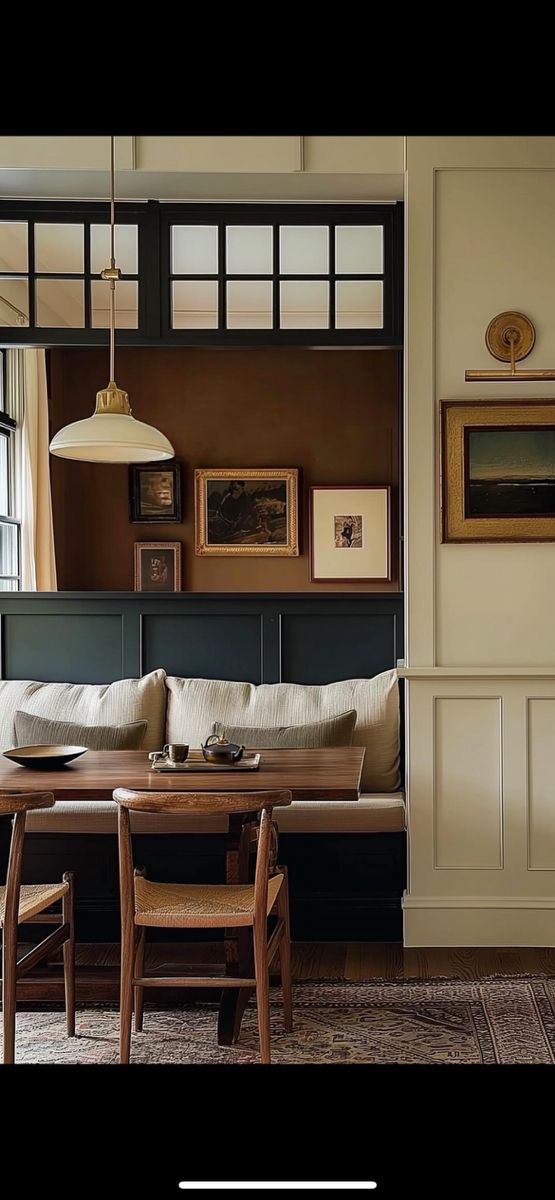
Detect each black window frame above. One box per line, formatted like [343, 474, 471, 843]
[0, 200, 403, 348]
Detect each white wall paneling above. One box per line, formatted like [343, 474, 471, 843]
[401, 670, 555, 945]
[403, 137, 555, 945]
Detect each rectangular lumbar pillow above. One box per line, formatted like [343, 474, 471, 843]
[166, 668, 401, 792]
[212, 709, 357, 749]
[14, 710, 148, 751]
[0, 669, 166, 753]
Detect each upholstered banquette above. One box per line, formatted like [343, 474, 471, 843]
[0, 668, 405, 939]
[0, 668, 405, 836]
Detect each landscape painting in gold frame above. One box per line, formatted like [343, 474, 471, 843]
[441, 400, 555, 542]
[195, 468, 299, 556]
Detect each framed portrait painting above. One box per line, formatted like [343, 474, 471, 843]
[441, 400, 555, 542]
[129, 463, 182, 523]
[195, 468, 299, 555]
[309, 485, 391, 581]
[134, 542, 182, 592]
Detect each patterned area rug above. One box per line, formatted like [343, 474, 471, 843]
[5, 977, 555, 1064]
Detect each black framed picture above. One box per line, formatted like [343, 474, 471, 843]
[129, 463, 182, 523]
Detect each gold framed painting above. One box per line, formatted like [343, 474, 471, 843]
[309, 485, 391, 581]
[441, 400, 555, 542]
[195, 468, 299, 555]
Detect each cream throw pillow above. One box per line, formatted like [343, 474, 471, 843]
[166, 669, 400, 792]
[0, 669, 166, 753]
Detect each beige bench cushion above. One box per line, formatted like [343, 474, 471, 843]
[0, 670, 167, 754]
[24, 794, 405, 835]
[166, 670, 400, 792]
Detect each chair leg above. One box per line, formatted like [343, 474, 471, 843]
[62, 872, 76, 1038]
[134, 928, 146, 1034]
[120, 924, 135, 1065]
[2, 920, 18, 1065]
[277, 868, 293, 1033]
[253, 918, 271, 1064]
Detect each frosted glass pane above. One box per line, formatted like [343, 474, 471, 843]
[172, 280, 218, 328]
[227, 280, 272, 329]
[36, 279, 84, 327]
[90, 225, 138, 274]
[172, 226, 218, 274]
[0, 223, 28, 272]
[0, 577, 18, 590]
[91, 280, 138, 328]
[0, 521, 18, 577]
[0, 278, 29, 326]
[35, 224, 83, 273]
[280, 226, 328, 274]
[226, 226, 272, 274]
[335, 280, 383, 329]
[335, 225, 383, 274]
[280, 280, 329, 328]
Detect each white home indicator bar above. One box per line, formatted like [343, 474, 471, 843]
[178, 1185, 377, 1191]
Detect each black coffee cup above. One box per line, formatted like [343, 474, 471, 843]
[163, 743, 189, 764]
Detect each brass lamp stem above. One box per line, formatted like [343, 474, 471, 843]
[96, 134, 130, 416]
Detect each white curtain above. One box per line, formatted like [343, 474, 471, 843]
[7, 348, 57, 591]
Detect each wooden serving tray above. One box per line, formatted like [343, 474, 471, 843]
[152, 753, 261, 773]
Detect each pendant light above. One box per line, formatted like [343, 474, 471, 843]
[49, 136, 174, 463]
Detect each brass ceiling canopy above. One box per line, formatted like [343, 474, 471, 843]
[465, 310, 555, 381]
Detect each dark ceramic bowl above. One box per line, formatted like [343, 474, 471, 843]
[3, 744, 88, 770]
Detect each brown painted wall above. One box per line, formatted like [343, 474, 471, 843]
[49, 347, 400, 592]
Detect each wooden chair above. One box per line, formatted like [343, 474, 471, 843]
[0, 791, 75, 1064]
[114, 788, 293, 1064]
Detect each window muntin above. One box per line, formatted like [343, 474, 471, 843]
[169, 213, 388, 333]
[0, 201, 401, 345]
[0, 217, 140, 332]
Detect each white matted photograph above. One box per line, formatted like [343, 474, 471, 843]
[310, 486, 390, 581]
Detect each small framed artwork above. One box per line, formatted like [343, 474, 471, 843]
[195, 468, 299, 556]
[441, 400, 555, 542]
[129, 463, 182, 523]
[134, 542, 182, 591]
[310, 485, 391, 582]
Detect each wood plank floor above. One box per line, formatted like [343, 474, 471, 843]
[13, 940, 555, 1002]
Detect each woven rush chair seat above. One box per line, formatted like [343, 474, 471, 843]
[0, 790, 75, 1064]
[114, 786, 293, 1064]
[0, 881, 69, 926]
[134, 875, 284, 928]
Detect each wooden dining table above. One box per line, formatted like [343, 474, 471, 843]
[0, 745, 365, 1045]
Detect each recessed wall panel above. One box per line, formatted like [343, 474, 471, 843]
[434, 697, 503, 868]
[281, 613, 396, 684]
[528, 698, 555, 869]
[3, 614, 123, 683]
[141, 615, 263, 683]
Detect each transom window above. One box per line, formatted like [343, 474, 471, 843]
[0, 202, 402, 348]
[0, 217, 139, 332]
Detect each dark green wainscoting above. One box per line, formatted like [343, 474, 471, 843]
[0, 591, 405, 941]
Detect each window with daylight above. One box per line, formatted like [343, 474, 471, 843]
[0, 202, 145, 343]
[0, 362, 20, 591]
[0, 201, 402, 348]
[164, 204, 401, 343]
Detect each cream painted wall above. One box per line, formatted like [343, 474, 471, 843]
[403, 138, 555, 945]
[436, 169, 555, 665]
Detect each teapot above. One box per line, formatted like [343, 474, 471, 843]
[201, 732, 244, 765]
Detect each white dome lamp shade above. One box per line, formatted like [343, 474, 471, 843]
[49, 137, 174, 465]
